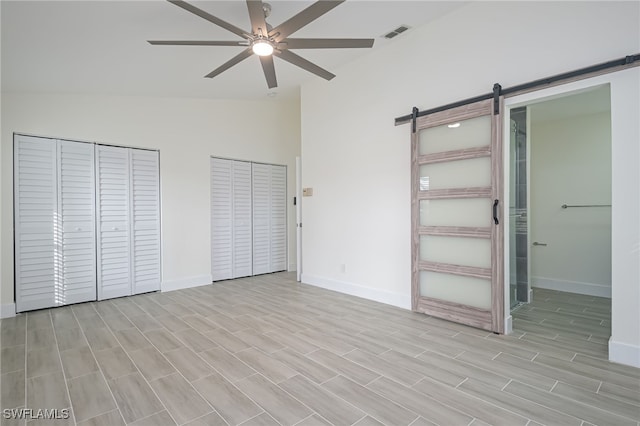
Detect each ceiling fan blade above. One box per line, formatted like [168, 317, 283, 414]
[269, 1, 345, 41]
[260, 55, 278, 89]
[148, 40, 247, 46]
[274, 49, 335, 81]
[246, 1, 268, 36]
[205, 48, 253, 78]
[168, 0, 249, 39]
[283, 38, 374, 49]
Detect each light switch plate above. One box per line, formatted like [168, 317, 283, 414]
[303, 188, 313, 197]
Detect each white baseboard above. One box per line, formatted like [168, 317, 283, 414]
[532, 276, 611, 298]
[162, 274, 212, 293]
[505, 315, 513, 334]
[609, 337, 640, 368]
[300, 273, 411, 310]
[1, 303, 16, 319]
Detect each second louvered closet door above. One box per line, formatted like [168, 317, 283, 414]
[96, 145, 132, 300]
[58, 140, 97, 304]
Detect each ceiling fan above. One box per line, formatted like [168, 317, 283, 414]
[148, 0, 375, 89]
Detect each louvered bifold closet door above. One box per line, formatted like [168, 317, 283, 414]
[269, 165, 287, 272]
[130, 149, 161, 294]
[96, 145, 132, 300]
[211, 158, 234, 280]
[232, 161, 253, 278]
[252, 163, 271, 275]
[14, 136, 58, 312]
[57, 140, 96, 305]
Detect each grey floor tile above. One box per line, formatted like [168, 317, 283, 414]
[235, 374, 312, 426]
[504, 380, 636, 426]
[92, 302, 122, 318]
[297, 329, 356, 355]
[108, 372, 164, 423]
[162, 347, 214, 382]
[50, 308, 79, 330]
[294, 414, 333, 426]
[60, 346, 99, 379]
[307, 349, 380, 386]
[418, 351, 510, 389]
[144, 329, 184, 353]
[77, 409, 125, 426]
[129, 347, 176, 381]
[84, 327, 119, 352]
[173, 329, 217, 353]
[1, 345, 25, 374]
[235, 348, 297, 383]
[129, 411, 176, 426]
[234, 330, 284, 354]
[26, 328, 56, 350]
[77, 314, 108, 331]
[598, 381, 640, 407]
[552, 381, 640, 421]
[1, 323, 26, 348]
[155, 315, 192, 333]
[322, 375, 418, 426]
[181, 315, 218, 333]
[149, 373, 212, 424]
[279, 375, 365, 425]
[67, 371, 117, 422]
[183, 412, 226, 426]
[162, 303, 196, 317]
[346, 348, 423, 387]
[192, 372, 263, 425]
[27, 371, 70, 410]
[55, 328, 87, 352]
[269, 348, 337, 384]
[101, 314, 135, 331]
[114, 329, 152, 352]
[352, 416, 385, 426]
[94, 346, 137, 381]
[366, 376, 473, 426]
[2, 370, 26, 409]
[26, 347, 61, 378]
[27, 311, 52, 330]
[413, 377, 529, 426]
[204, 328, 251, 353]
[129, 314, 163, 332]
[458, 378, 581, 426]
[206, 313, 250, 333]
[263, 330, 319, 355]
[199, 347, 257, 382]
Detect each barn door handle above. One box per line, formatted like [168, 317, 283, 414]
[493, 199, 499, 225]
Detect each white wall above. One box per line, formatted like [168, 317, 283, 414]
[1, 93, 300, 312]
[530, 111, 612, 297]
[300, 1, 640, 366]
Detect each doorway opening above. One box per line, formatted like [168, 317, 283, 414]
[507, 85, 612, 349]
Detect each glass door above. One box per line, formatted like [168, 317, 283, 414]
[411, 99, 504, 333]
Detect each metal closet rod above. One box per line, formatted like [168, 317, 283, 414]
[395, 53, 640, 125]
[561, 204, 611, 209]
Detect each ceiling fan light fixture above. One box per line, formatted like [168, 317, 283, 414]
[252, 39, 274, 56]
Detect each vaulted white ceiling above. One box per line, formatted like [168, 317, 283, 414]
[1, 1, 466, 100]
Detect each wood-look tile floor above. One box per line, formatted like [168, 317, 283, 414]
[1, 273, 639, 426]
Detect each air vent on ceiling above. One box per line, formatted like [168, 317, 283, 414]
[382, 25, 410, 39]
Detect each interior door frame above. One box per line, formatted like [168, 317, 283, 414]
[501, 71, 630, 334]
[411, 98, 505, 333]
